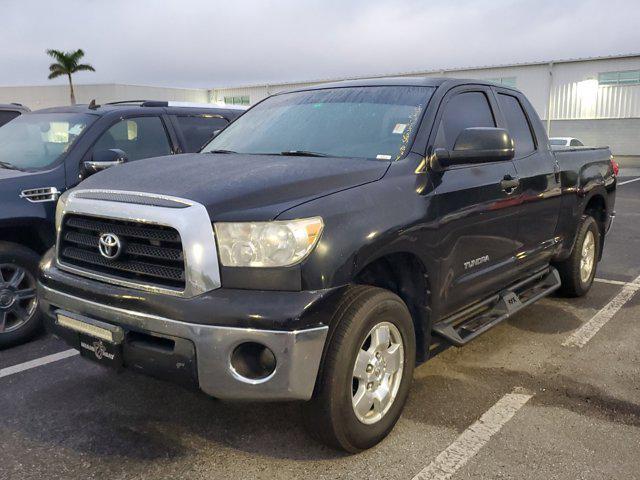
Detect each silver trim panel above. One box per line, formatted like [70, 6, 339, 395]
[40, 285, 328, 401]
[55, 189, 221, 298]
[20, 187, 61, 203]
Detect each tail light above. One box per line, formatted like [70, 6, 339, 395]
[610, 155, 619, 176]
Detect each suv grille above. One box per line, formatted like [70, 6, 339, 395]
[58, 214, 185, 289]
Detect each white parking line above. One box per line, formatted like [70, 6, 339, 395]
[563, 274, 640, 348]
[618, 177, 640, 186]
[0, 349, 79, 379]
[594, 278, 640, 287]
[412, 389, 533, 480]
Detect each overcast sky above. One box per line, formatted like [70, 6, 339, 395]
[2, 0, 639, 89]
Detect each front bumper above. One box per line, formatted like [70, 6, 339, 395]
[39, 256, 335, 401]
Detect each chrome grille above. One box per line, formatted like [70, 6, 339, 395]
[58, 214, 185, 289]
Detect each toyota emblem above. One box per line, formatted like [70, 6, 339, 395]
[98, 233, 122, 260]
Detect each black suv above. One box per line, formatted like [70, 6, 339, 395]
[0, 103, 30, 127]
[0, 101, 243, 347]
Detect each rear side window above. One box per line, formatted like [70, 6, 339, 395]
[435, 92, 495, 150]
[570, 139, 583, 147]
[497, 94, 535, 157]
[93, 116, 172, 161]
[0, 110, 21, 128]
[176, 115, 229, 151]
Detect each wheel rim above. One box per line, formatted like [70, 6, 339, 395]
[0, 264, 38, 334]
[351, 321, 404, 425]
[580, 230, 596, 284]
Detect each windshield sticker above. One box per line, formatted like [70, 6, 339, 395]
[392, 123, 407, 135]
[376, 154, 392, 160]
[396, 104, 423, 161]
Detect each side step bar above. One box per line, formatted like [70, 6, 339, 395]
[432, 267, 561, 346]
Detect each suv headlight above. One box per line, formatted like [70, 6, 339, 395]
[214, 217, 323, 267]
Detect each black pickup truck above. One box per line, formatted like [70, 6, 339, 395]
[38, 78, 616, 452]
[0, 101, 243, 347]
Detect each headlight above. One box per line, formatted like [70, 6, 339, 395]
[214, 217, 324, 267]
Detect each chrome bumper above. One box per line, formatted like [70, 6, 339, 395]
[39, 285, 328, 401]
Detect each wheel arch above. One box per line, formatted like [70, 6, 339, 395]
[582, 192, 607, 260]
[353, 251, 432, 363]
[0, 219, 53, 255]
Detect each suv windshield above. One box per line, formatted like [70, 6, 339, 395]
[0, 113, 95, 170]
[203, 86, 434, 160]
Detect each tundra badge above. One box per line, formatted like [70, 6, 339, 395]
[464, 255, 490, 270]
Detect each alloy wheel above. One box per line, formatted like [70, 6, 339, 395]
[0, 264, 38, 333]
[351, 321, 404, 425]
[580, 230, 596, 284]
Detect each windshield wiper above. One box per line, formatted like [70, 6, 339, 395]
[0, 161, 19, 170]
[279, 150, 330, 157]
[206, 149, 237, 154]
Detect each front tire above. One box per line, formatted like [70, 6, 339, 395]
[302, 286, 416, 452]
[556, 215, 600, 297]
[0, 242, 42, 349]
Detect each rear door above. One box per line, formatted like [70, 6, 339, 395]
[494, 88, 561, 270]
[429, 86, 522, 315]
[171, 114, 230, 152]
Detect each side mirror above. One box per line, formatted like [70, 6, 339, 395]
[82, 149, 128, 176]
[212, 129, 222, 138]
[430, 128, 514, 171]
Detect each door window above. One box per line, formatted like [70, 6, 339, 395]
[435, 92, 496, 150]
[497, 94, 535, 157]
[0, 110, 21, 128]
[92, 116, 172, 161]
[176, 115, 229, 151]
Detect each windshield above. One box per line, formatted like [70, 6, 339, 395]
[0, 113, 96, 170]
[203, 86, 434, 160]
[549, 138, 568, 146]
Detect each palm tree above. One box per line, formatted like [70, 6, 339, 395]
[46, 49, 95, 105]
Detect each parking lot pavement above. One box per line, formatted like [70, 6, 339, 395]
[2, 178, 640, 480]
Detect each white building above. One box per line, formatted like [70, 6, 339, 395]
[0, 83, 209, 111]
[210, 53, 640, 156]
[1, 53, 638, 155]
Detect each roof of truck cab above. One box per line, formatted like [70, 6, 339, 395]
[280, 76, 518, 94]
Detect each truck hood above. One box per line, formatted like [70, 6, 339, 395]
[77, 153, 390, 220]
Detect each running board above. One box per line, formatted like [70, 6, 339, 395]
[432, 267, 561, 346]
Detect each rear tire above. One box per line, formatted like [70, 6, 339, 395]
[556, 215, 600, 297]
[302, 286, 416, 452]
[0, 242, 43, 349]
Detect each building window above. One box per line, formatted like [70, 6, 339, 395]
[224, 95, 250, 105]
[486, 77, 517, 88]
[598, 70, 640, 86]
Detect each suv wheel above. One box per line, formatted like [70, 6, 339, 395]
[556, 215, 600, 297]
[302, 286, 416, 452]
[0, 242, 42, 348]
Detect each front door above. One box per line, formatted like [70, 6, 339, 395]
[428, 86, 522, 316]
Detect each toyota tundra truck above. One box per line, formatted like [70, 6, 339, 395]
[38, 78, 616, 452]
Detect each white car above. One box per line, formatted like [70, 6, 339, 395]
[549, 137, 584, 149]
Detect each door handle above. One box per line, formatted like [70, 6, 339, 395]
[500, 175, 520, 193]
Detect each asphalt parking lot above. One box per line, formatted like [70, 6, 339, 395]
[2, 172, 640, 480]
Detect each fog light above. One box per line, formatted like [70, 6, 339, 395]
[230, 342, 276, 381]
